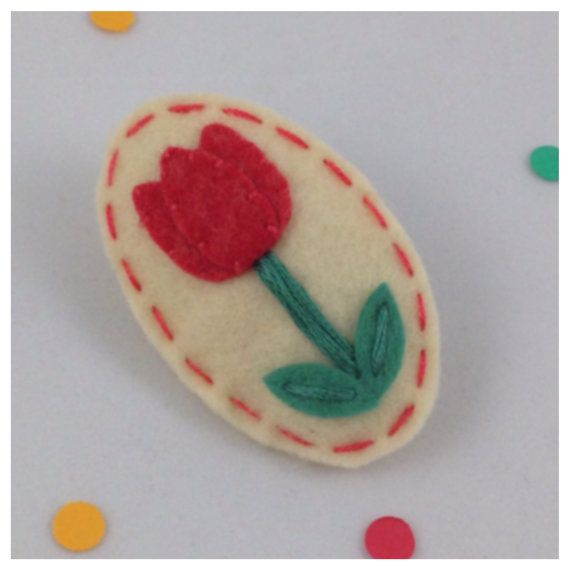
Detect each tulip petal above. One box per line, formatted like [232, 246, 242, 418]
[199, 123, 292, 230]
[160, 147, 281, 273]
[132, 182, 234, 282]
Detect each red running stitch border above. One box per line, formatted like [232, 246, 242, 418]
[121, 258, 142, 292]
[105, 203, 117, 240]
[108, 101, 429, 455]
[333, 440, 375, 453]
[126, 114, 155, 138]
[106, 150, 119, 187]
[417, 292, 427, 331]
[416, 350, 427, 388]
[151, 305, 174, 341]
[275, 127, 309, 149]
[388, 405, 415, 437]
[185, 357, 214, 385]
[362, 195, 388, 229]
[229, 396, 262, 420]
[168, 104, 205, 114]
[392, 242, 414, 276]
[278, 427, 315, 447]
[222, 107, 263, 124]
[323, 158, 352, 186]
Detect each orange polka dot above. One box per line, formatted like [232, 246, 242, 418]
[52, 501, 106, 552]
[90, 11, 136, 33]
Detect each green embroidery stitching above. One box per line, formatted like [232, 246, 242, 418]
[256, 252, 357, 375]
[256, 251, 406, 419]
[264, 363, 379, 418]
[371, 305, 390, 376]
[355, 283, 406, 398]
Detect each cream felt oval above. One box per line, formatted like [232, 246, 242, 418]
[96, 94, 440, 468]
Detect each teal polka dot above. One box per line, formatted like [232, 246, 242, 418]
[530, 145, 559, 182]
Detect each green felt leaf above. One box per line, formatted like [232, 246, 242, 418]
[355, 283, 405, 397]
[264, 363, 379, 418]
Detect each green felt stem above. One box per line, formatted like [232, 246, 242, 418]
[255, 251, 358, 376]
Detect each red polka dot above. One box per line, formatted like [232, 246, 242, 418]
[364, 516, 415, 559]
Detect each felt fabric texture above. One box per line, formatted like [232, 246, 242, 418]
[355, 283, 405, 396]
[133, 125, 291, 280]
[264, 363, 380, 418]
[256, 251, 357, 376]
[259, 264, 406, 417]
[200, 123, 291, 229]
[132, 182, 234, 282]
[96, 94, 440, 468]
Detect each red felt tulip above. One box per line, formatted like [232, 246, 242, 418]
[133, 124, 292, 281]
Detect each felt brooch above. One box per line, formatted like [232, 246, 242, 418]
[97, 95, 440, 467]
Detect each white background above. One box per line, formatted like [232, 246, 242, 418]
[12, 12, 558, 558]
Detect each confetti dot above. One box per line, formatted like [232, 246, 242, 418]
[364, 516, 415, 559]
[52, 501, 106, 552]
[530, 145, 559, 182]
[90, 11, 136, 33]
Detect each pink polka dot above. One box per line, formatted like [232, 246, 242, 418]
[364, 516, 415, 559]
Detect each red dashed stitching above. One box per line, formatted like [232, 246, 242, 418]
[417, 292, 427, 331]
[392, 243, 414, 276]
[333, 440, 374, 453]
[229, 396, 262, 420]
[185, 357, 214, 385]
[222, 107, 263, 124]
[151, 305, 174, 341]
[106, 149, 119, 187]
[168, 103, 205, 114]
[323, 158, 352, 186]
[106, 102, 430, 456]
[416, 350, 427, 388]
[363, 195, 388, 229]
[388, 405, 415, 437]
[275, 126, 309, 149]
[278, 427, 315, 447]
[126, 114, 155, 138]
[121, 258, 142, 292]
[105, 203, 117, 240]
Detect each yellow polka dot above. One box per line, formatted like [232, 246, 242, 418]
[90, 11, 136, 33]
[52, 501, 106, 552]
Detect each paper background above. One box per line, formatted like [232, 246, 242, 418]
[12, 11, 558, 558]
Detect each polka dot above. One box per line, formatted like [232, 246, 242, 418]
[530, 145, 559, 182]
[52, 501, 106, 552]
[90, 11, 136, 33]
[364, 516, 415, 559]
